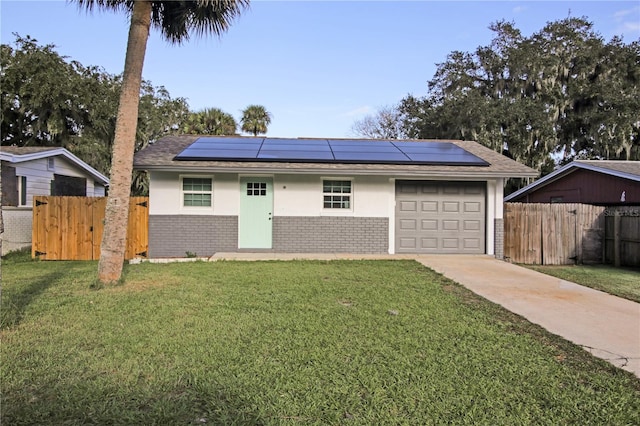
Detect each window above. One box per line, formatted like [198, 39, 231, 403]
[323, 180, 351, 209]
[19, 176, 27, 206]
[247, 182, 267, 196]
[182, 177, 212, 207]
[550, 196, 564, 204]
[51, 174, 86, 196]
[47, 157, 55, 171]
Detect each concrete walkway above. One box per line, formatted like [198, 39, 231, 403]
[415, 255, 640, 378]
[210, 252, 640, 377]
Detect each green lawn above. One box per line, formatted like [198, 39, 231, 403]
[2, 255, 639, 425]
[525, 264, 640, 303]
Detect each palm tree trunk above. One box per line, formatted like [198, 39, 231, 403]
[97, 0, 151, 283]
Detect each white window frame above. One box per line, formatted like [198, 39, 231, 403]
[47, 157, 55, 171]
[18, 175, 27, 206]
[322, 178, 353, 213]
[180, 175, 213, 210]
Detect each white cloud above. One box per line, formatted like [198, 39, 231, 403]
[613, 7, 638, 19]
[342, 105, 374, 118]
[612, 6, 640, 37]
[622, 21, 640, 32]
[512, 6, 527, 14]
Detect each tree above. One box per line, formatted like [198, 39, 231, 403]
[240, 104, 272, 136]
[182, 107, 237, 135]
[1, 34, 190, 195]
[398, 17, 639, 183]
[74, 0, 249, 284]
[1, 35, 87, 148]
[351, 105, 406, 139]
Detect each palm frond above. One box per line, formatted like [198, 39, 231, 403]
[70, 0, 250, 44]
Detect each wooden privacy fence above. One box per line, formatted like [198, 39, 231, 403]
[604, 207, 640, 267]
[32, 196, 148, 260]
[504, 203, 605, 265]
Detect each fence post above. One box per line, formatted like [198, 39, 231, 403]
[613, 211, 621, 267]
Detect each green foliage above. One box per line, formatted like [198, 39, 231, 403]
[396, 17, 640, 181]
[2, 259, 639, 424]
[74, 0, 249, 45]
[1, 34, 87, 148]
[182, 107, 237, 135]
[1, 34, 189, 195]
[240, 104, 272, 136]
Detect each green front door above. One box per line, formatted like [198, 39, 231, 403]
[239, 177, 273, 249]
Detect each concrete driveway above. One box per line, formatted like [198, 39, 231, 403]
[415, 255, 640, 378]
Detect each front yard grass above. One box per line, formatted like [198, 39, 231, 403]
[525, 264, 640, 303]
[2, 256, 639, 425]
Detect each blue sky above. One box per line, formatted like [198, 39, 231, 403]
[1, 1, 639, 138]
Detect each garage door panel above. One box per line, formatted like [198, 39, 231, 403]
[464, 220, 481, 231]
[442, 220, 459, 231]
[420, 238, 438, 249]
[443, 202, 460, 212]
[421, 185, 438, 194]
[396, 181, 485, 254]
[399, 184, 417, 194]
[443, 186, 461, 194]
[464, 202, 481, 213]
[442, 238, 460, 249]
[399, 219, 416, 230]
[399, 201, 417, 212]
[421, 219, 438, 231]
[421, 201, 438, 212]
[464, 238, 481, 249]
[398, 237, 417, 249]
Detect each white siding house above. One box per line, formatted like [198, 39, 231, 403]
[1, 146, 109, 254]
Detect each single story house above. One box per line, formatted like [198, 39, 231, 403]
[1, 146, 109, 255]
[133, 136, 537, 259]
[505, 160, 640, 205]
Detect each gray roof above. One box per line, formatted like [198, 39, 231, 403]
[574, 160, 640, 177]
[504, 160, 640, 201]
[1, 146, 110, 185]
[134, 135, 537, 178]
[1, 146, 60, 155]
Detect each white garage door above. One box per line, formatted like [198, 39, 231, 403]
[395, 181, 485, 254]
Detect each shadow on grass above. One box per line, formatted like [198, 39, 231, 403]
[2, 377, 266, 425]
[1, 269, 65, 329]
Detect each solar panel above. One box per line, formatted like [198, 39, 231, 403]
[264, 138, 329, 146]
[174, 137, 489, 166]
[258, 150, 334, 160]
[333, 151, 410, 162]
[329, 143, 400, 153]
[260, 143, 330, 152]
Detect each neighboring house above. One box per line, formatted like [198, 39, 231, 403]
[1, 146, 110, 255]
[134, 135, 536, 259]
[505, 160, 640, 205]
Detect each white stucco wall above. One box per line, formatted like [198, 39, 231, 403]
[149, 172, 394, 218]
[148, 171, 506, 255]
[273, 174, 393, 217]
[485, 179, 504, 256]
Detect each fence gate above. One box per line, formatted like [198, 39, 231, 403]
[32, 196, 148, 260]
[504, 203, 605, 265]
